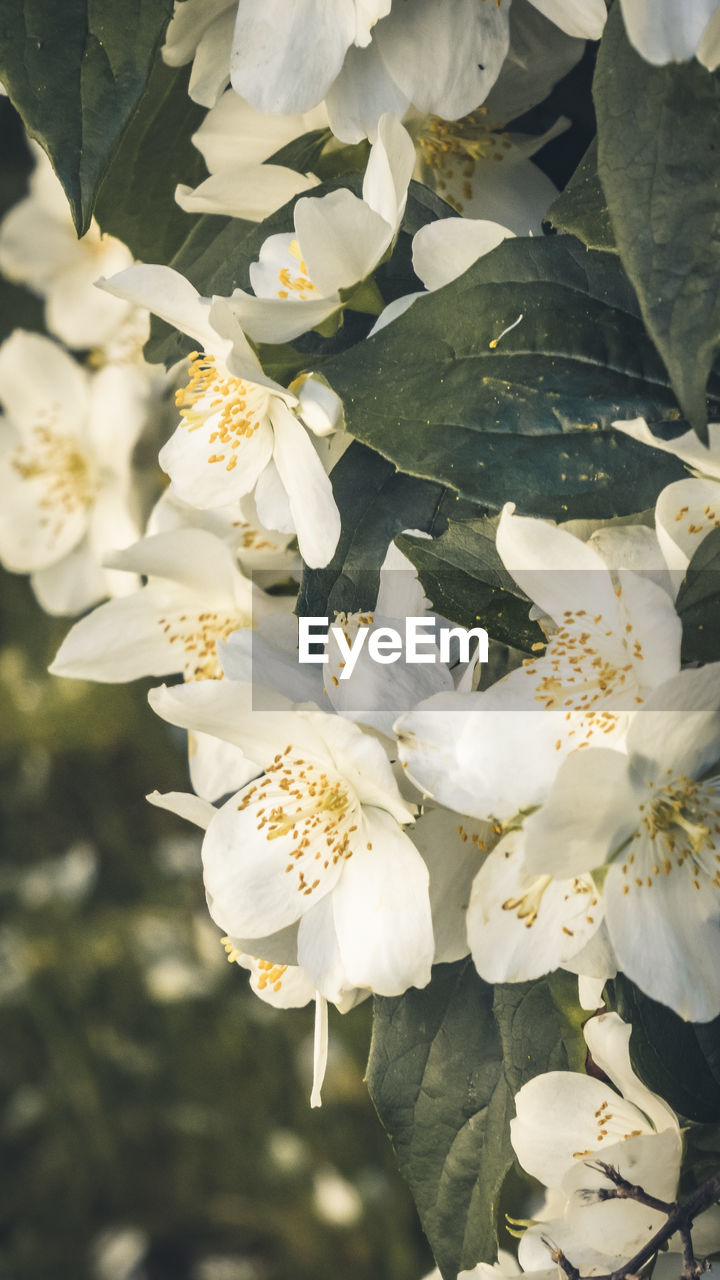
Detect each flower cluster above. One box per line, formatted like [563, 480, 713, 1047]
[4, 1, 720, 1277]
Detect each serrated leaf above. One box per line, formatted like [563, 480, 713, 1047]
[367, 961, 583, 1279]
[320, 234, 701, 520]
[676, 526, 720, 665]
[544, 140, 616, 252]
[143, 176, 455, 367]
[397, 519, 546, 653]
[594, 6, 720, 443]
[0, 0, 173, 235]
[612, 975, 720, 1124]
[94, 60, 205, 265]
[297, 441, 444, 617]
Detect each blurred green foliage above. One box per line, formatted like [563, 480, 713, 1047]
[0, 90, 431, 1277]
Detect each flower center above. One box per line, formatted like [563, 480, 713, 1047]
[416, 108, 513, 213]
[275, 239, 320, 301]
[221, 938, 289, 993]
[175, 352, 270, 474]
[572, 1096, 646, 1159]
[12, 424, 95, 532]
[156, 609, 247, 680]
[236, 749, 362, 899]
[502, 874, 553, 926]
[619, 774, 720, 893]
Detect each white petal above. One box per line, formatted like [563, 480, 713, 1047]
[160, 409, 274, 510]
[510, 1072, 655, 1189]
[468, 829, 604, 983]
[412, 218, 514, 293]
[523, 748, 639, 878]
[605, 849, 720, 1021]
[162, 0, 234, 67]
[311, 993, 328, 1106]
[148, 679, 323, 761]
[411, 805, 490, 964]
[373, 0, 510, 117]
[99, 265, 219, 352]
[619, 0, 720, 63]
[627, 663, 720, 780]
[698, 5, 720, 66]
[230, 0, 356, 113]
[583, 1012, 679, 1133]
[106, 528, 241, 601]
[269, 400, 341, 569]
[186, 8, 235, 107]
[49, 590, 189, 681]
[295, 188, 392, 295]
[226, 288, 340, 344]
[188, 732, 259, 803]
[315, 712, 415, 822]
[362, 114, 414, 231]
[254, 457, 295, 533]
[332, 806, 434, 994]
[298, 894, 354, 1004]
[496, 503, 620, 624]
[201, 783, 346, 937]
[613, 416, 720, 481]
[325, 41, 410, 144]
[655, 476, 720, 583]
[147, 788, 217, 829]
[527, 0, 606, 39]
[176, 165, 318, 221]
[30, 540, 106, 615]
[0, 330, 89, 433]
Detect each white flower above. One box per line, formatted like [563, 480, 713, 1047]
[147, 679, 435, 998]
[467, 826, 615, 986]
[511, 1012, 683, 1273]
[394, 504, 681, 822]
[369, 214, 515, 334]
[147, 486, 299, 574]
[618, 0, 720, 69]
[614, 417, 720, 583]
[99, 265, 341, 568]
[48, 526, 292, 800]
[225, 114, 415, 344]
[174, 89, 327, 220]
[162, 0, 237, 107]
[0, 331, 143, 615]
[227, 0, 605, 140]
[523, 663, 720, 1021]
[0, 145, 139, 354]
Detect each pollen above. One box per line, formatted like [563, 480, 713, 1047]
[12, 420, 96, 536]
[156, 609, 247, 680]
[175, 351, 271, 471]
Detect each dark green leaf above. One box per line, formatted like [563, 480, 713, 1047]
[143, 176, 455, 367]
[544, 140, 616, 252]
[0, 0, 174, 235]
[367, 961, 584, 1279]
[320, 234, 699, 520]
[397, 519, 546, 653]
[676, 526, 720, 665]
[266, 128, 333, 175]
[612, 975, 720, 1124]
[297, 441, 444, 617]
[94, 60, 205, 265]
[594, 5, 720, 442]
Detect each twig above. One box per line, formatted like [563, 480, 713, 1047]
[542, 1167, 720, 1280]
[584, 1161, 676, 1216]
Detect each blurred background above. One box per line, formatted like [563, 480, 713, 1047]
[0, 98, 432, 1280]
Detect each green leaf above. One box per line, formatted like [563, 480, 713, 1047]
[320, 234, 700, 520]
[397, 519, 546, 653]
[0, 0, 174, 236]
[266, 128, 333, 175]
[144, 176, 455, 367]
[676, 527, 720, 665]
[297, 441, 444, 617]
[94, 60, 206, 265]
[367, 961, 584, 1280]
[544, 140, 616, 253]
[611, 975, 720, 1124]
[594, 5, 720, 443]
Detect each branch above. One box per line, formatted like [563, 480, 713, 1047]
[543, 1167, 720, 1280]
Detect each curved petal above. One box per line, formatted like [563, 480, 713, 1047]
[362, 114, 414, 230]
[147, 788, 217, 830]
[655, 476, 720, 582]
[331, 805, 434, 994]
[99, 264, 219, 352]
[295, 187, 392, 295]
[187, 8, 235, 106]
[373, 0, 510, 117]
[189, 731, 265, 803]
[411, 804, 490, 964]
[583, 1012, 679, 1133]
[528, 0, 606, 39]
[496, 503, 620, 624]
[468, 830, 604, 983]
[325, 40, 410, 144]
[0, 330, 89, 433]
[618, 0, 720, 63]
[523, 747, 639, 878]
[412, 218, 514, 292]
[627, 663, 720, 780]
[230, 0, 356, 113]
[269, 401, 341, 568]
[160, 411, 275, 510]
[176, 166, 318, 221]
